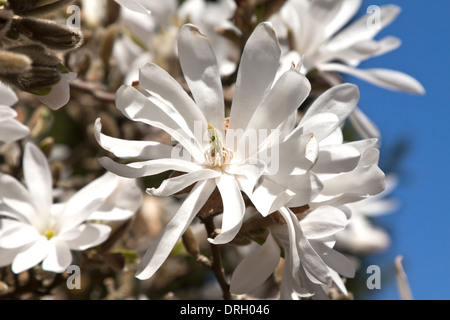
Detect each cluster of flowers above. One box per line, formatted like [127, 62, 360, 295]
[0, 0, 422, 300]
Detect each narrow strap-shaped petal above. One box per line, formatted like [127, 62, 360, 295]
[94, 118, 173, 159]
[310, 240, 356, 278]
[324, 0, 362, 39]
[116, 85, 203, 161]
[280, 208, 332, 286]
[209, 174, 245, 245]
[0, 83, 18, 106]
[319, 63, 425, 94]
[230, 233, 281, 294]
[177, 24, 224, 131]
[99, 157, 203, 179]
[23, 143, 53, 219]
[147, 169, 220, 197]
[228, 22, 281, 132]
[349, 107, 381, 142]
[301, 83, 360, 126]
[138, 63, 208, 138]
[135, 179, 216, 280]
[325, 5, 401, 52]
[312, 143, 361, 174]
[245, 68, 310, 134]
[300, 206, 348, 239]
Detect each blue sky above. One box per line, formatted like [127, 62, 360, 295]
[342, 1, 450, 300]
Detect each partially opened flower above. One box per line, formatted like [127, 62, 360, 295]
[0, 143, 141, 274]
[0, 83, 29, 143]
[95, 22, 323, 280]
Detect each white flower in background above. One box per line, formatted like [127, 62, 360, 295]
[271, 0, 425, 141]
[230, 84, 386, 299]
[0, 83, 29, 143]
[0, 143, 141, 274]
[178, 0, 240, 76]
[113, 0, 178, 84]
[34, 70, 77, 110]
[273, 0, 424, 94]
[95, 22, 326, 280]
[335, 174, 399, 254]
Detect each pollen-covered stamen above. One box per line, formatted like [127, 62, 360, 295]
[204, 124, 233, 167]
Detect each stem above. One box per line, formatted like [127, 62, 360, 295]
[200, 215, 232, 300]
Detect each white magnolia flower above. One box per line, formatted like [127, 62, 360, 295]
[273, 0, 424, 94]
[0, 83, 29, 143]
[34, 71, 77, 110]
[0, 143, 141, 273]
[95, 22, 328, 280]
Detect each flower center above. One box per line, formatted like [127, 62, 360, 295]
[45, 229, 55, 240]
[204, 124, 233, 167]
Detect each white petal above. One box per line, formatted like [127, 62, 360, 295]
[115, 0, 151, 15]
[299, 112, 340, 142]
[0, 119, 29, 143]
[301, 83, 360, 126]
[300, 206, 348, 239]
[0, 247, 21, 268]
[147, 169, 220, 197]
[34, 72, 77, 110]
[0, 82, 18, 106]
[12, 237, 49, 274]
[138, 63, 208, 140]
[246, 69, 310, 133]
[312, 143, 361, 174]
[23, 143, 53, 217]
[311, 240, 355, 278]
[94, 118, 173, 159]
[230, 233, 281, 294]
[42, 240, 72, 273]
[325, 5, 401, 52]
[209, 174, 245, 245]
[325, 0, 362, 39]
[319, 63, 425, 94]
[239, 176, 295, 217]
[283, 172, 323, 208]
[177, 24, 224, 130]
[0, 173, 36, 223]
[228, 22, 281, 132]
[349, 107, 381, 142]
[66, 223, 111, 251]
[135, 179, 216, 280]
[0, 220, 39, 249]
[99, 157, 203, 179]
[321, 164, 386, 197]
[115, 85, 203, 160]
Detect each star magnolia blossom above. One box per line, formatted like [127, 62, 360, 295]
[273, 0, 425, 94]
[95, 22, 343, 280]
[0, 83, 29, 143]
[0, 143, 142, 273]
